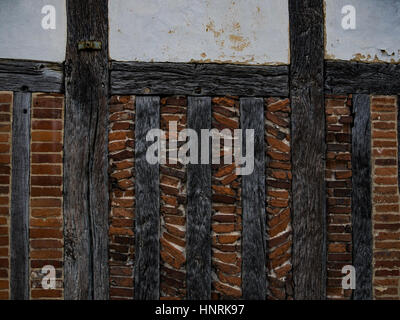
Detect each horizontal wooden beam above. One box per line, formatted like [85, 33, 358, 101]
[325, 60, 400, 95]
[110, 61, 289, 97]
[3, 58, 399, 96]
[0, 59, 64, 93]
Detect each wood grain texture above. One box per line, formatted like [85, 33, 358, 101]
[64, 0, 109, 300]
[10, 92, 31, 300]
[240, 98, 266, 299]
[351, 94, 372, 300]
[289, 0, 326, 299]
[186, 96, 212, 300]
[111, 61, 289, 97]
[0, 59, 63, 93]
[134, 96, 160, 300]
[325, 61, 400, 95]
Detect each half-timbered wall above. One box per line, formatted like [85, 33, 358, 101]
[0, 0, 399, 300]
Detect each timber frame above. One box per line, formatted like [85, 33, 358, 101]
[0, 0, 399, 300]
[0, 59, 64, 93]
[1, 58, 399, 96]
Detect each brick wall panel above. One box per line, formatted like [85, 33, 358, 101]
[371, 95, 400, 300]
[0, 92, 12, 300]
[325, 94, 353, 300]
[160, 96, 187, 299]
[265, 97, 293, 300]
[30, 93, 64, 300]
[108, 95, 135, 300]
[211, 96, 242, 299]
[104, 93, 400, 300]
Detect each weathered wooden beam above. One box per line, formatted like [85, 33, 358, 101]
[352, 94, 372, 300]
[289, 0, 326, 299]
[134, 96, 160, 300]
[10, 92, 31, 300]
[64, 0, 109, 299]
[111, 61, 289, 97]
[325, 60, 400, 95]
[240, 97, 267, 299]
[186, 96, 212, 300]
[0, 59, 63, 93]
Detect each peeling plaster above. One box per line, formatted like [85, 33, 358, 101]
[109, 0, 289, 65]
[325, 0, 400, 64]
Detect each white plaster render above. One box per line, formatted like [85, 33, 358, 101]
[109, 0, 289, 65]
[325, 0, 400, 63]
[0, 0, 67, 62]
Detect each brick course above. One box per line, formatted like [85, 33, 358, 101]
[108, 95, 295, 299]
[0, 92, 12, 300]
[265, 97, 293, 300]
[108, 95, 135, 300]
[325, 94, 353, 300]
[30, 93, 64, 299]
[371, 95, 400, 300]
[104, 94, 400, 300]
[211, 96, 242, 299]
[160, 96, 187, 299]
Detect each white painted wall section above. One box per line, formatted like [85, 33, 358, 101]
[325, 0, 400, 63]
[109, 0, 289, 65]
[0, 0, 66, 62]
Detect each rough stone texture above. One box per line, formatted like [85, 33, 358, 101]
[0, 92, 12, 300]
[325, 95, 353, 300]
[108, 95, 135, 300]
[29, 93, 64, 299]
[265, 97, 293, 300]
[371, 95, 400, 300]
[211, 96, 242, 299]
[160, 96, 187, 299]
